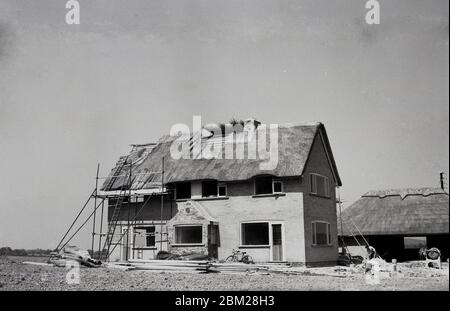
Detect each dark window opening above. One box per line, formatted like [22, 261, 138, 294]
[202, 180, 218, 197]
[404, 237, 427, 249]
[176, 182, 191, 199]
[241, 222, 269, 245]
[175, 226, 203, 244]
[254, 176, 273, 195]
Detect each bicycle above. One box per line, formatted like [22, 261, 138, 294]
[225, 249, 254, 264]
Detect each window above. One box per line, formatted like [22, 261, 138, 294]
[202, 180, 218, 197]
[404, 237, 427, 249]
[218, 183, 227, 197]
[312, 221, 331, 246]
[241, 222, 269, 246]
[176, 182, 191, 199]
[175, 225, 203, 244]
[254, 177, 283, 195]
[201, 181, 227, 198]
[273, 180, 283, 193]
[310, 174, 330, 197]
[134, 226, 155, 248]
[255, 176, 273, 195]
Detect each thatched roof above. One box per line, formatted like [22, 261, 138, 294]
[338, 188, 449, 236]
[101, 122, 342, 191]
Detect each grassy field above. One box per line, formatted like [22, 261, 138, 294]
[0, 256, 448, 291]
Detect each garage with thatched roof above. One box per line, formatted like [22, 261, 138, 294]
[338, 188, 449, 261]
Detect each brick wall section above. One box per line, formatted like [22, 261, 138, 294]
[166, 202, 210, 256]
[301, 133, 339, 265]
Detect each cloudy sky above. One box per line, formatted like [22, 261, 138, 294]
[0, 0, 448, 249]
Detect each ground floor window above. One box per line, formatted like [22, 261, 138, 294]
[241, 222, 269, 246]
[404, 236, 427, 249]
[312, 221, 331, 245]
[175, 225, 203, 244]
[133, 226, 156, 248]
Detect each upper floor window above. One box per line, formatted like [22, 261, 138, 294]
[176, 182, 191, 199]
[310, 173, 330, 198]
[202, 180, 227, 198]
[218, 183, 227, 197]
[312, 221, 331, 246]
[254, 176, 284, 195]
[202, 180, 218, 197]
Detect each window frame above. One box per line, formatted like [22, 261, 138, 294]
[254, 176, 284, 195]
[240, 221, 270, 247]
[173, 225, 204, 245]
[310, 173, 331, 198]
[217, 183, 227, 197]
[311, 221, 332, 246]
[272, 179, 283, 194]
[133, 225, 156, 248]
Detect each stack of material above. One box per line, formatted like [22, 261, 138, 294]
[111, 259, 212, 273]
[49, 245, 102, 268]
[107, 259, 292, 274]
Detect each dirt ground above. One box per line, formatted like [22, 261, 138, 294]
[0, 256, 448, 291]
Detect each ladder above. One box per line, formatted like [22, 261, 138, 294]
[100, 158, 131, 261]
[102, 188, 128, 260]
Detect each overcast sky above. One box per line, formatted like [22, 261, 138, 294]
[0, 0, 448, 249]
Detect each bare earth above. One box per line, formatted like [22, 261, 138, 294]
[0, 256, 448, 291]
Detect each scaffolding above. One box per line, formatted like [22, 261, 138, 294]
[53, 157, 168, 262]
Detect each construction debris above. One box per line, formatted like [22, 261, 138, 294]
[49, 245, 102, 268]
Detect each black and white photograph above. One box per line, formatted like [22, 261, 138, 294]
[0, 0, 448, 299]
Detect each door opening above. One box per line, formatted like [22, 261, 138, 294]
[272, 224, 283, 261]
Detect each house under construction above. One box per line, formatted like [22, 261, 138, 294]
[96, 119, 342, 266]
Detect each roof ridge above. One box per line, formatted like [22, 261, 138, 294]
[362, 187, 447, 200]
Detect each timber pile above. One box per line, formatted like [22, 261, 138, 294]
[107, 259, 292, 274]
